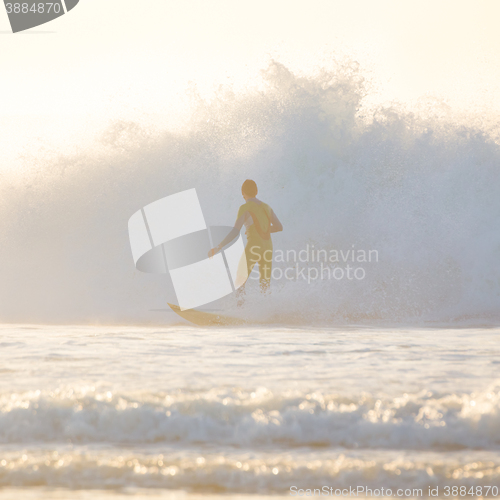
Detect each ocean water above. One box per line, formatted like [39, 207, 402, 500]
[1, 58, 500, 498]
[1, 61, 500, 326]
[1, 323, 499, 499]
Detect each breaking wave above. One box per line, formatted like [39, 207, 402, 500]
[1, 383, 500, 450]
[0, 448, 499, 492]
[1, 60, 499, 324]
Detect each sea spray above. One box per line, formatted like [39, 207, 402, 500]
[1, 60, 499, 324]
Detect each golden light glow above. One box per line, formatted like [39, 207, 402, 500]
[1, 0, 500, 175]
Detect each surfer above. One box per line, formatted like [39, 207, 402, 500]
[208, 179, 283, 293]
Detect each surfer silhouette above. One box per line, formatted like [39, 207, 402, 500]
[208, 180, 283, 295]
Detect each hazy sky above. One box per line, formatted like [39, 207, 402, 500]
[1, 0, 500, 171]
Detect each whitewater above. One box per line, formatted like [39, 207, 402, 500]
[1, 61, 500, 325]
[0, 324, 499, 499]
[1, 60, 500, 498]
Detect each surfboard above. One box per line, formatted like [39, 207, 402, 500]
[167, 303, 248, 327]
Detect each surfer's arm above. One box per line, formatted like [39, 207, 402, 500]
[208, 213, 246, 258]
[269, 210, 283, 233]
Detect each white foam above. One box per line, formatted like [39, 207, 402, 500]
[0, 383, 499, 450]
[0, 446, 498, 492]
[0, 60, 499, 324]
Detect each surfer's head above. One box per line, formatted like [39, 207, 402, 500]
[242, 179, 258, 199]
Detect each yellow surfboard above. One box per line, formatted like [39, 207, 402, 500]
[167, 303, 248, 327]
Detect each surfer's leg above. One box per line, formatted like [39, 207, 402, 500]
[235, 285, 246, 307]
[237, 244, 258, 306]
[259, 245, 273, 293]
[244, 242, 260, 280]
